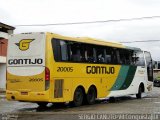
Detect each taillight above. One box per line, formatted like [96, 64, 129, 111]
[45, 67, 50, 81]
[45, 67, 50, 90]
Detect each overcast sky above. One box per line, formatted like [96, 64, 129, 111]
[1, 0, 160, 60]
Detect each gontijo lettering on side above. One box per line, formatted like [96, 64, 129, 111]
[86, 66, 115, 74]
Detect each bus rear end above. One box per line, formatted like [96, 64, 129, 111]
[6, 32, 50, 102]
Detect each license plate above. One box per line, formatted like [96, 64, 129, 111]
[21, 92, 28, 95]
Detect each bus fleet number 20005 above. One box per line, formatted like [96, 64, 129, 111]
[57, 67, 73, 72]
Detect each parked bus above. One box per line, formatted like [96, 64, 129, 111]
[6, 32, 153, 107]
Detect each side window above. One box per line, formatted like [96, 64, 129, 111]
[60, 40, 69, 61]
[104, 47, 117, 64]
[104, 48, 111, 63]
[52, 38, 123, 65]
[96, 47, 105, 63]
[52, 38, 97, 63]
[52, 39, 61, 61]
[119, 49, 132, 65]
[133, 51, 145, 66]
[70, 42, 82, 62]
[52, 39, 70, 62]
[119, 49, 126, 64]
[84, 44, 96, 63]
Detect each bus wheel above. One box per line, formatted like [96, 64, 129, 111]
[37, 102, 48, 107]
[136, 86, 142, 99]
[86, 87, 96, 105]
[54, 102, 65, 108]
[71, 87, 84, 107]
[109, 97, 116, 103]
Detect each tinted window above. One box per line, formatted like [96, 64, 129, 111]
[84, 45, 96, 62]
[60, 40, 69, 61]
[52, 38, 137, 65]
[52, 39, 97, 63]
[104, 47, 117, 64]
[119, 49, 133, 65]
[96, 47, 105, 63]
[70, 42, 82, 62]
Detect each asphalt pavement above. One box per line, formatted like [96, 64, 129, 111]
[0, 87, 160, 120]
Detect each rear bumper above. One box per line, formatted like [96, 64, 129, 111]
[6, 90, 50, 102]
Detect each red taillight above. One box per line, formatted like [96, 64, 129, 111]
[45, 67, 50, 90]
[45, 67, 50, 81]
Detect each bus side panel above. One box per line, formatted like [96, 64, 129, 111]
[108, 66, 148, 97]
[49, 62, 121, 102]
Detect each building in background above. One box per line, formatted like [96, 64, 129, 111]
[153, 61, 160, 79]
[0, 22, 15, 91]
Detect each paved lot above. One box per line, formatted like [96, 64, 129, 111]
[0, 87, 160, 120]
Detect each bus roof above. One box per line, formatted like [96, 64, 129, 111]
[47, 32, 141, 51]
[47, 32, 125, 49]
[19, 32, 141, 50]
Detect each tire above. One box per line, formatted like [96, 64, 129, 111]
[136, 86, 142, 99]
[54, 102, 65, 107]
[71, 87, 84, 107]
[86, 87, 96, 105]
[37, 102, 48, 107]
[109, 97, 116, 103]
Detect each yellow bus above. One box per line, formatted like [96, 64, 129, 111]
[6, 32, 153, 107]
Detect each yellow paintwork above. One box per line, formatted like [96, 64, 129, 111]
[6, 32, 123, 103]
[6, 70, 50, 101]
[7, 71, 45, 92]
